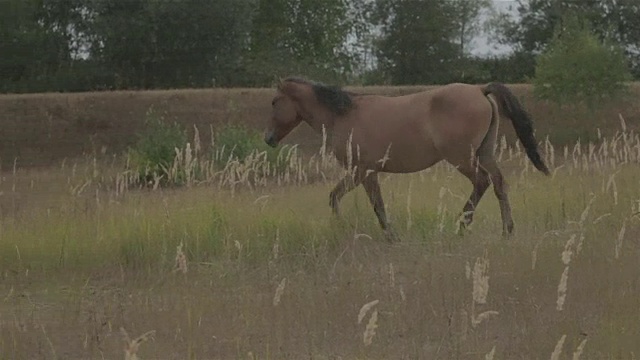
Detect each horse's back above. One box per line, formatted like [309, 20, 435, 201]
[406, 83, 495, 164]
[333, 83, 494, 173]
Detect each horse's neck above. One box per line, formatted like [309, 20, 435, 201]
[300, 101, 334, 135]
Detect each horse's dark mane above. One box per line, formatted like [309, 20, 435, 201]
[283, 76, 357, 116]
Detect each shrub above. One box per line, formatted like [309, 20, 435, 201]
[213, 123, 264, 163]
[127, 108, 188, 185]
[212, 123, 292, 174]
[532, 14, 631, 107]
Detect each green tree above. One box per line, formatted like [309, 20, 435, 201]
[450, 0, 492, 56]
[599, 0, 640, 77]
[87, 0, 255, 89]
[0, 0, 88, 92]
[246, 0, 355, 85]
[372, 0, 460, 85]
[532, 14, 631, 106]
[448, 0, 493, 82]
[493, 0, 640, 80]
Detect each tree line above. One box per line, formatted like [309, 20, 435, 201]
[1, 0, 639, 93]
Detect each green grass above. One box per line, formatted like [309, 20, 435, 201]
[0, 143, 637, 273]
[0, 131, 639, 359]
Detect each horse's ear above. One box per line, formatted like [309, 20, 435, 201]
[277, 79, 296, 96]
[271, 76, 283, 90]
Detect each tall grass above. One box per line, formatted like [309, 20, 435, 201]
[0, 118, 638, 273]
[0, 118, 639, 359]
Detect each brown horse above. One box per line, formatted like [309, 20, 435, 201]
[264, 77, 550, 241]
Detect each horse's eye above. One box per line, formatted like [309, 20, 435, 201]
[271, 99, 276, 106]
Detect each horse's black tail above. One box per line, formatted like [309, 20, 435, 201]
[482, 82, 550, 176]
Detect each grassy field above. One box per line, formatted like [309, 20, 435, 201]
[0, 113, 639, 359]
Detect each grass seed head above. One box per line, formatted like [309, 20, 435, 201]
[363, 309, 379, 347]
[472, 251, 490, 305]
[557, 266, 569, 311]
[615, 220, 627, 259]
[273, 277, 287, 306]
[174, 242, 188, 275]
[562, 234, 576, 265]
[485, 345, 496, 360]
[572, 338, 588, 360]
[358, 300, 380, 324]
[472, 310, 499, 328]
[550, 334, 567, 360]
[121, 327, 156, 360]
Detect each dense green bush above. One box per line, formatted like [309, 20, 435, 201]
[127, 108, 188, 185]
[126, 112, 297, 188]
[213, 123, 264, 163]
[213, 123, 293, 174]
[533, 14, 631, 106]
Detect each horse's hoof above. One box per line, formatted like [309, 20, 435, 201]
[384, 228, 401, 243]
[457, 220, 474, 237]
[456, 223, 467, 236]
[503, 221, 514, 236]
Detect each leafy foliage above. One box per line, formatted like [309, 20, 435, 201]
[0, 0, 87, 92]
[449, 0, 492, 56]
[372, 0, 459, 85]
[532, 15, 631, 105]
[2, 0, 639, 92]
[87, 0, 254, 89]
[127, 109, 188, 185]
[213, 123, 291, 174]
[245, 0, 356, 85]
[494, 0, 640, 80]
[370, 0, 493, 85]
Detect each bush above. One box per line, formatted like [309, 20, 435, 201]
[533, 14, 632, 107]
[213, 123, 265, 163]
[127, 108, 188, 185]
[126, 114, 298, 188]
[212, 123, 292, 174]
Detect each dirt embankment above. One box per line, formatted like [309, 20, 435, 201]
[1, 84, 638, 169]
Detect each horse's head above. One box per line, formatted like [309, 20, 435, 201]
[264, 79, 304, 148]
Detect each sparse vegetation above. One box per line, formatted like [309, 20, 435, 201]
[0, 117, 639, 358]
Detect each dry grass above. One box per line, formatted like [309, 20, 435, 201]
[0, 116, 639, 358]
[1, 83, 639, 170]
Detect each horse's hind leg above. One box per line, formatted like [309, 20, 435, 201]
[362, 172, 399, 242]
[456, 161, 491, 233]
[329, 171, 364, 216]
[479, 156, 514, 236]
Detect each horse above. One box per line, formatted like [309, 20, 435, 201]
[263, 77, 550, 241]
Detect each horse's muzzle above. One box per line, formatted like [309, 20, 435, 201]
[264, 131, 278, 148]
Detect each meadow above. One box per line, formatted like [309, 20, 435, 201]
[0, 85, 639, 359]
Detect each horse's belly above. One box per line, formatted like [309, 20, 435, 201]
[375, 143, 442, 173]
[353, 134, 442, 173]
[332, 118, 442, 173]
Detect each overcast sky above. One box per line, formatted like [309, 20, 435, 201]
[470, 0, 519, 56]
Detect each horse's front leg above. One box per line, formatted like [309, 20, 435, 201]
[329, 171, 364, 216]
[362, 172, 399, 242]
